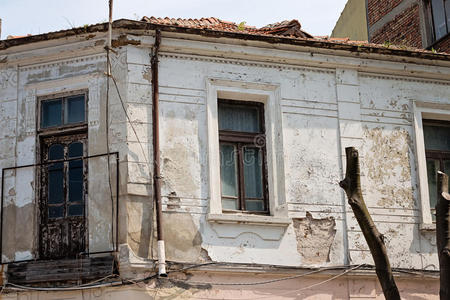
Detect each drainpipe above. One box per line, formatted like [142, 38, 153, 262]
[151, 29, 167, 277]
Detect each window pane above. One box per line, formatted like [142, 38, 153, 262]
[65, 95, 85, 124]
[243, 147, 264, 211]
[48, 164, 64, 204]
[220, 144, 238, 197]
[222, 198, 238, 210]
[446, 0, 450, 32]
[218, 102, 260, 133]
[423, 124, 450, 151]
[48, 144, 64, 160]
[432, 0, 447, 40]
[49, 206, 64, 219]
[69, 142, 83, 158]
[445, 160, 450, 187]
[427, 158, 439, 221]
[42, 99, 62, 128]
[69, 160, 83, 204]
[68, 204, 84, 216]
[245, 199, 265, 211]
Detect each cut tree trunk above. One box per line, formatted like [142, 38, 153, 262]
[339, 147, 400, 300]
[436, 171, 450, 300]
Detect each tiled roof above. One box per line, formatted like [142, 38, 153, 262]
[1, 18, 448, 58]
[141, 17, 447, 54]
[141, 17, 313, 38]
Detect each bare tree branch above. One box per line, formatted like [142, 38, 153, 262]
[339, 147, 400, 300]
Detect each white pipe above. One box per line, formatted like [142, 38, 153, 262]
[157, 240, 167, 276]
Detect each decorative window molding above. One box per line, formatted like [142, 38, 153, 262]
[413, 100, 450, 230]
[206, 78, 289, 226]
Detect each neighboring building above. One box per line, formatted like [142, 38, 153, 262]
[0, 16, 449, 299]
[331, 0, 369, 41]
[332, 0, 450, 52]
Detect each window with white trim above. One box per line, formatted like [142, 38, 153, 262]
[206, 79, 289, 226]
[423, 120, 450, 221]
[413, 102, 450, 229]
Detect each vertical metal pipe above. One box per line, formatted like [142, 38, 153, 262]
[108, 1, 113, 51]
[151, 29, 166, 277]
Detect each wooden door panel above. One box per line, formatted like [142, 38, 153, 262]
[39, 133, 87, 259]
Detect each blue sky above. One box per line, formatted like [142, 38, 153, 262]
[0, 0, 348, 39]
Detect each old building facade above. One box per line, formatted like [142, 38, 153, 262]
[332, 0, 450, 52]
[0, 17, 449, 299]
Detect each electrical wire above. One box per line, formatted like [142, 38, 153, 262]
[107, 58, 154, 259]
[150, 264, 365, 300]
[108, 60, 150, 165]
[164, 264, 364, 287]
[105, 43, 115, 252]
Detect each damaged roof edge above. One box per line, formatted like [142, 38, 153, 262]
[0, 18, 449, 62]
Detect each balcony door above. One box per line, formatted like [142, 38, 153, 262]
[39, 133, 87, 259]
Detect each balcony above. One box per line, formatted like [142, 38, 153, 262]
[0, 152, 120, 284]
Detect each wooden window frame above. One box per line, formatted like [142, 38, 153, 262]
[423, 119, 450, 219]
[218, 99, 269, 215]
[38, 89, 88, 132]
[426, 0, 450, 44]
[36, 90, 89, 259]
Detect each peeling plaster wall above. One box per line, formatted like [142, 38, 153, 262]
[120, 34, 450, 274]
[0, 31, 449, 292]
[0, 36, 133, 262]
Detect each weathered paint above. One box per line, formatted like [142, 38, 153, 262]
[0, 28, 448, 298]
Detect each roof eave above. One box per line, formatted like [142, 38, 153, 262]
[0, 19, 448, 62]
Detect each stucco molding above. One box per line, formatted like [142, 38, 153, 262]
[359, 72, 450, 86]
[18, 53, 106, 72]
[160, 53, 335, 74]
[412, 100, 450, 230]
[205, 77, 288, 219]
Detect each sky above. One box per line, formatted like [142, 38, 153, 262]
[0, 0, 348, 39]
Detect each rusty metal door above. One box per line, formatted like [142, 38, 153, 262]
[39, 133, 87, 259]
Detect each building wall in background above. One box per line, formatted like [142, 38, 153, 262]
[331, 0, 368, 40]
[333, 0, 450, 52]
[369, 1, 423, 47]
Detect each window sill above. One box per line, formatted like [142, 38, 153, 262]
[420, 223, 436, 232]
[207, 213, 291, 227]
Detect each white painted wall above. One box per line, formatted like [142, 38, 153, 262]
[0, 30, 449, 274]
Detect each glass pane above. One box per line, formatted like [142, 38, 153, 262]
[65, 95, 85, 124]
[427, 158, 439, 221]
[423, 124, 450, 151]
[49, 206, 64, 219]
[222, 198, 238, 210]
[68, 204, 84, 216]
[243, 147, 264, 203]
[432, 0, 447, 40]
[69, 142, 83, 158]
[41, 99, 62, 128]
[218, 102, 261, 133]
[220, 144, 238, 197]
[69, 160, 83, 203]
[245, 199, 265, 211]
[445, 160, 450, 187]
[48, 165, 64, 204]
[48, 144, 64, 160]
[446, 0, 450, 32]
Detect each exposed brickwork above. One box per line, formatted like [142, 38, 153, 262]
[368, 0, 404, 25]
[433, 35, 450, 53]
[371, 4, 422, 48]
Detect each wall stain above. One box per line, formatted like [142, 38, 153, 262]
[362, 126, 414, 208]
[292, 212, 336, 264]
